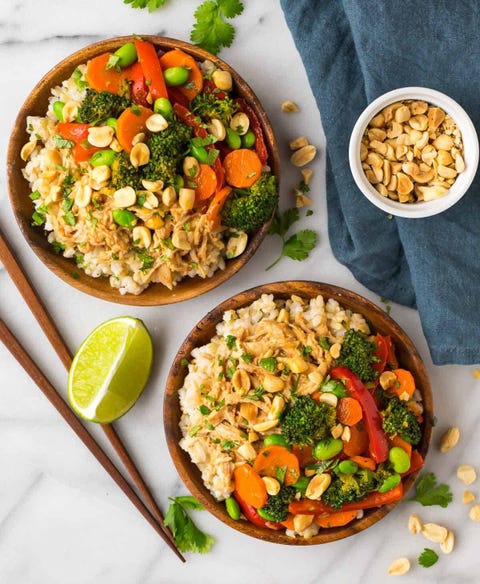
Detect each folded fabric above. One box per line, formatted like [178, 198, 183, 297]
[281, 0, 480, 365]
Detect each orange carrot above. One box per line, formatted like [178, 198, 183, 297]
[86, 53, 127, 94]
[206, 186, 232, 227]
[233, 464, 268, 509]
[253, 445, 300, 486]
[195, 164, 218, 201]
[223, 149, 262, 188]
[350, 456, 376, 471]
[390, 369, 416, 399]
[116, 105, 153, 152]
[134, 39, 168, 101]
[390, 435, 412, 458]
[315, 509, 358, 528]
[343, 423, 369, 457]
[159, 49, 203, 100]
[401, 450, 424, 477]
[291, 445, 315, 468]
[337, 397, 363, 426]
[280, 514, 295, 530]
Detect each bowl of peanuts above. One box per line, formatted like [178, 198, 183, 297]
[349, 87, 479, 218]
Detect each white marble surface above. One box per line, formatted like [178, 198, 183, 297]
[0, 1, 479, 582]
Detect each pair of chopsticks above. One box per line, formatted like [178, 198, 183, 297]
[0, 227, 184, 562]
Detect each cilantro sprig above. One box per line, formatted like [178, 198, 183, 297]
[191, 0, 244, 55]
[418, 548, 439, 568]
[164, 495, 215, 554]
[266, 207, 317, 271]
[123, 0, 167, 11]
[408, 473, 453, 508]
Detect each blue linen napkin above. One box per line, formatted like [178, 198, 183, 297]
[281, 0, 480, 365]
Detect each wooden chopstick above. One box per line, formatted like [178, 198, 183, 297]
[0, 229, 184, 561]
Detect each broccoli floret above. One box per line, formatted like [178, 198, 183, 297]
[257, 485, 296, 523]
[322, 467, 388, 509]
[281, 395, 336, 446]
[336, 329, 379, 382]
[190, 93, 239, 124]
[111, 152, 143, 190]
[221, 173, 278, 232]
[78, 89, 130, 125]
[381, 396, 422, 445]
[143, 119, 192, 184]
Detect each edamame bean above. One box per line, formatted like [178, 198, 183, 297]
[338, 460, 359, 475]
[112, 209, 137, 228]
[242, 130, 256, 149]
[105, 117, 118, 132]
[164, 66, 190, 87]
[114, 42, 137, 68]
[312, 437, 343, 460]
[89, 149, 117, 167]
[173, 175, 185, 191]
[190, 144, 209, 163]
[154, 97, 173, 119]
[264, 434, 289, 448]
[225, 496, 240, 520]
[378, 473, 401, 493]
[53, 101, 65, 121]
[292, 476, 310, 495]
[226, 127, 241, 150]
[388, 447, 411, 474]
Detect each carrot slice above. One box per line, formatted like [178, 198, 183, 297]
[86, 53, 127, 95]
[116, 105, 153, 152]
[253, 445, 300, 486]
[223, 149, 262, 188]
[280, 513, 295, 530]
[343, 423, 369, 457]
[291, 445, 315, 468]
[134, 39, 168, 101]
[159, 49, 203, 100]
[315, 509, 358, 528]
[389, 435, 412, 458]
[206, 186, 232, 227]
[350, 456, 376, 471]
[195, 164, 218, 201]
[233, 464, 268, 509]
[73, 142, 101, 163]
[391, 369, 416, 399]
[337, 397, 363, 426]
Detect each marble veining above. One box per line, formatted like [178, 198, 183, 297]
[1, 1, 479, 583]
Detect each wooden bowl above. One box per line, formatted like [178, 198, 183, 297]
[7, 36, 280, 306]
[164, 281, 433, 545]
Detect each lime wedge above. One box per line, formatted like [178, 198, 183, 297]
[68, 317, 153, 423]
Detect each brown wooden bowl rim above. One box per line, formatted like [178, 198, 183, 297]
[164, 280, 433, 545]
[7, 35, 280, 306]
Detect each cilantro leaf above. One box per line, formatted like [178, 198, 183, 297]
[191, 0, 244, 55]
[268, 207, 299, 238]
[123, 0, 167, 11]
[418, 548, 439, 568]
[408, 473, 453, 508]
[283, 230, 317, 261]
[164, 496, 214, 554]
[52, 134, 74, 149]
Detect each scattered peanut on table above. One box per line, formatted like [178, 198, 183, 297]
[439, 426, 460, 453]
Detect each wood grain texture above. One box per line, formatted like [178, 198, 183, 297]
[7, 36, 280, 306]
[164, 281, 433, 545]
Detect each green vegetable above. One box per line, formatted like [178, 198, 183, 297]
[225, 335, 236, 349]
[52, 101, 65, 121]
[164, 495, 215, 554]
[123, 0, 167, 11]
[260, 356, 276, 372]
[105, 117, 118, 132]
[281, 395, 336, 446]
[173, 175, 185, 191]
[112, 209, 137, 228]
[407, 472, 453, 508]
[292, 476, 310, 496]
[190, 143, 209, 163]
[89, 149, 117, 167]
[312, 437, 343, 460]
[388, 446, 411, 474]
[134, 247, 154, 271]
[418, 548, 439, 568]
[263, 434, 289, 448]
[242, 130, 255, 148]
[191, 0, 244, 55]
[257, 485, 296, 523]
[322, 468, 377, 509]
[381, 396, 422, 445]
[190, 92, 239, 124]
[164, 66, 190, 86]
[320, 377, 348, 398]
[78, 89, 130, 126]
[29, 190, 41, 201]
[112, 42, 137, 69]
[63, 211, 76, 226]
[51, 241, 66, 254]
[225, 496, 240, 520]
[221, 173, 278, 232]
[338, 460, 359, 475]
[72, 68, 88, 91]
[226, 127, 241, 149]
[154, 97, 173, 119]
[52, 135, 74, 149]
[378, 472, 401, 493]
[111, 152, 144, 190]
[336, 329, 379, 383]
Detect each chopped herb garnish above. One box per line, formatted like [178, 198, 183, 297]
[52, 134, 74, 149]
[199, 405, 211, 415]
[181, 358, 190, 367]
[29, 190, 41, 201]
[241, 353, 253, 363]
[318, 336, 331, 350]
[260, 357, 277, 373]
[225, 335, 237, 350]
[221, 440, 236, 451]
[408, 473, 453, 508]
[189, 425, 201, 437]
[246, 386, 267, 401]
[51, 241, 66, 254]
[63, 211, 76, 226]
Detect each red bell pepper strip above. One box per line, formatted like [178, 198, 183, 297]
[202, 78, 227, 99]
[401, 450, 424, 477]
[385, 335, 399, 369]
[372, 334, 389, 377]
[134, 39, 168, 101]
[289, 499, 330, 515]
[330, 366, 389, 463]
[124, 61, 150, 107]
[72, 141, 101, 163]
[233, 491, 283, 530]
[167, 86, 190, 109]
[234, 98, 268, 165]
[57, 122, 90, 143]
[173, 103, 208, 138]
[212, 156, 225, 192]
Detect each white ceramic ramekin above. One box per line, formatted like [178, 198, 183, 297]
[349, 87, 479, 218]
